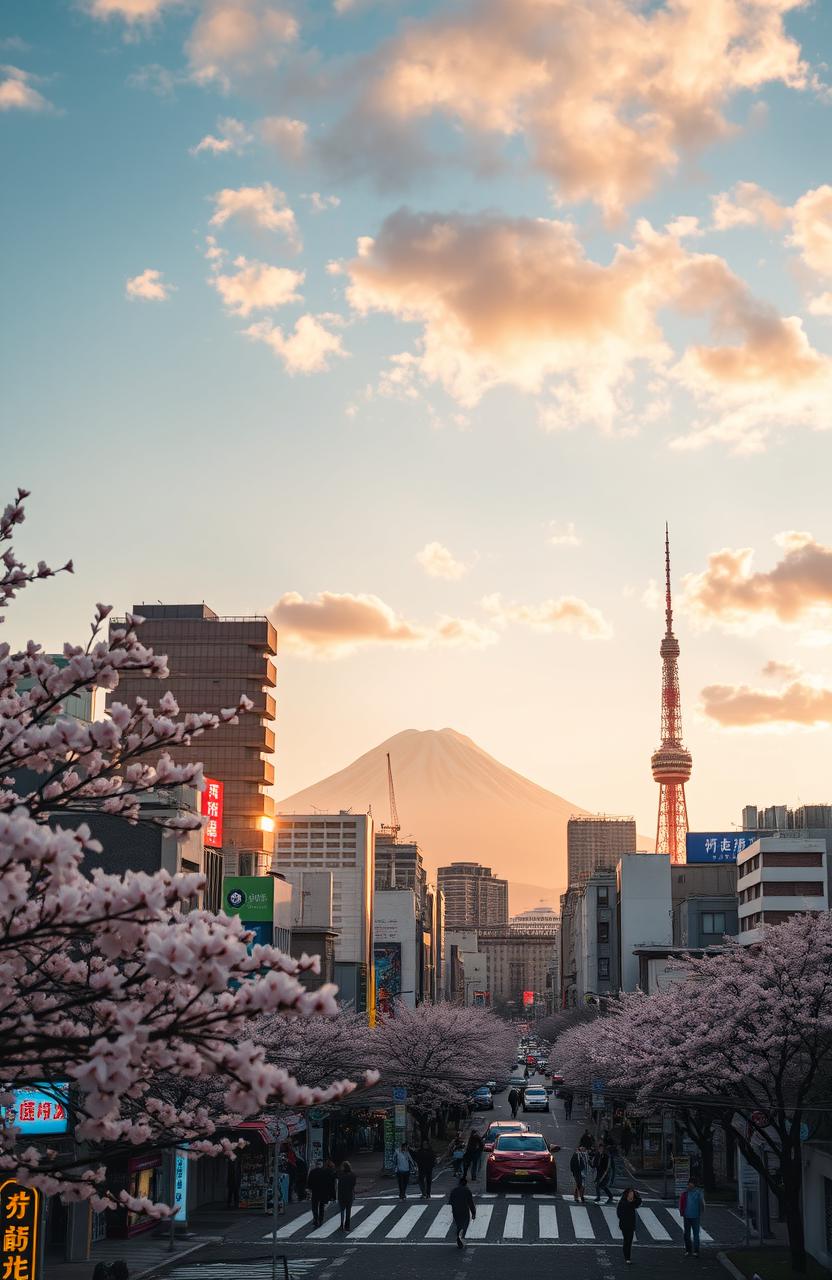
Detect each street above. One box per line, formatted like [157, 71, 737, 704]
[157, 1072, 747, 1280]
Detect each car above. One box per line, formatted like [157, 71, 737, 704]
[470, 1086, 494, 1111]
[490, 1078, 508, 1093]
[482, 1120, 528, 1152]
[508, 1073, 526, 1090]
[486, 1133, 560, 1193]
[549, 1072, 564, 1095]
[522, 1086, 550, 1112]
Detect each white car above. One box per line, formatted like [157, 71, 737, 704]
[522, 1086, 550, 1112]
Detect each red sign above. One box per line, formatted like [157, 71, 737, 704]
[201, 778, 224, 848]
[522, 990, 535, 1006]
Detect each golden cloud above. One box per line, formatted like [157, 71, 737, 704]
[701, 677, 832, 728]
[684, 533, 832, 629]
[269, 591, 497, 656]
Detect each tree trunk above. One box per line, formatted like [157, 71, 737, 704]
[782, 1151, 807, 1273]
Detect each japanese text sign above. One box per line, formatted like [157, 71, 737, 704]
[8, 1086, 69, 1135]
[686, 832, 758, 864]
[201, 778, 224, 848]
[0, 1180, 40, 1280]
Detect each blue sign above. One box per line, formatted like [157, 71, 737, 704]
[8, 1085, 69, 1135]
[686, 832, 758, 864]
[173, 1146, 188, 1222]
[392, 1086, 407, 1103]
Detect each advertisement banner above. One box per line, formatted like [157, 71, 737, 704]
[223, 877, 274, 921]
[522, 990, 535, 1007]
[686, 832, 757, 864]
[0, 1180, 40, 1280]
[201, 778, 224, 848]
[173, 1147, 188, 1223]
[673, 1155, 691, 1195]
[7, 1085, 69, 1135]
[374, 942, 402, 1018]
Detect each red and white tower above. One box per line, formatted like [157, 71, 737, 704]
[651, 526, 692, 865]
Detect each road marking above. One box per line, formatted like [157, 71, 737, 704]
[308, 1207, 364, 1239]
[349, 1206, 396, 1239]
[538, 1206, 558, 1239]
[425, 1205, 454, 1238]
[386, 1205, 428, 1239]
[569, 1205, 594, 1239]
[638, 1208, 671, 1241]
[502, 1206, 524, 1239]
[600, 1206, 622, 1239]
[268, 1211, 314, 1238]
[466, 1206, 493, 1239]
[670, 1211, 712, 1243]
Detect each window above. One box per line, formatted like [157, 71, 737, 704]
[701, 912, 726, 934]
[597, 921, 610, 943]
[597, 886, 609, 906]
[597, 958, 610, 981]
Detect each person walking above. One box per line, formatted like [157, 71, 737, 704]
[449, 1135, 465, 1178]
[569, 1147, 586, 1203]
[415, 1140, 436, 1199]
[680, 1179, 706, 1257]
[463, 1130, 484, 1181]
[594, 1145, 614, 1203]
[563, 1090, 574, 1121]
[579, 1128, 594, 1150]
[337, 1161, 357, 1232]
[508, 1087, 520, 1119]
[307, 1160, 330, 1228]
[449, 1176, 476, 1248]
[616, 1187, 642, 1264]
[394, 1142, 413, 1200]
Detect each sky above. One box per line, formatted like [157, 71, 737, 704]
[4, 0, 832, 844]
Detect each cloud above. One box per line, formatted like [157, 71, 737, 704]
[761, 659, 802, 680]
[711, 182, 787, 231]
[548, 521, 581, 548]
[269, 590, 496, 657]
[303, 192, 341, 214]
[186, 0, 298, 89]
[190, 116, 252, 155]
[683, 533, 832, 630]
[125, 268, 175, 301]
[209, 254, 304, 316]
[0, 66, 55, 113]
[126, 63, 181, 96]
[789, 185, 832, 279]
[0, 37, 30, 53]
[701, 676, 832, 728]
[415, 542, 469, 580]
[209, 183, 300, 249]
[260, 115, 307, 161]
[482, 592, 612, 639]
[325, 0, 811, 217]
[243, 314, 346, 373]
[80, 0, 182, 24]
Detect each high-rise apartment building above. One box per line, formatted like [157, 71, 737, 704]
[276, 811, 374, 1014]
[567, 815, 637, 886]
[375, 836, 427, 906]
[437, 861, 508, 928]
[110, 605, 277, 875]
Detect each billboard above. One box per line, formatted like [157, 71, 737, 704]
[6, 1086, 69, 1135]
[522, 990, 535, 1007]
[223, 876, 274, 947]
[374, 942, 402, 1017]
[201, 778, 224, 848]
[686, 832, 758, 864]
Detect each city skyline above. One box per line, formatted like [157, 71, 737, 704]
[5, 1, 832, 848]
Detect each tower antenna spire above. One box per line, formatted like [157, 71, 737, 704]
[651, 526, 692, 864]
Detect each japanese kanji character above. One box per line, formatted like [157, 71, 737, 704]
[36, 1102, 51, 1120]
[2, 1255, 30, 1280]
[3, 1225, 29, 1252]
[17, 1103, 34, 1123]
[6, 1192, 31, 1221]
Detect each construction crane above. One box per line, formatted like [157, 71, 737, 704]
[378, 752, 400, 841]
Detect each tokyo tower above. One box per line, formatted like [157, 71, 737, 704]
[651, 525, 692, 865]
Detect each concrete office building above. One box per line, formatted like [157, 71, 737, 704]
[285, 869, 337, 993]
[374, 889, 421, 1011]
[437, 861, 508, 928]
[671, 863, 738, 947]
[737, 837, 828, 944]
[567, 815, 637, 886]
[476, 924, 557, 1014]
[560, 869, 619, 1007]
[617, 853, 672, 992]
[111, 605, 277, 876]
[445, 929, 488, 1004]
[276, 811, 374, 1013]
[742, 802, 832, 903]
[375, 836, 426, 901]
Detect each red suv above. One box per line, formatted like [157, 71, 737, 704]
[486, 1133, 560, 1193]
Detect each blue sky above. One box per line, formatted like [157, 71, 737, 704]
[4, 0, 832, 847]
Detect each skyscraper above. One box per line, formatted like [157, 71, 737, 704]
[437, 861, 508, 929]
[651, 528, 692, 865]
[111, 605, 277, 875]
[566, 815, 637, 886]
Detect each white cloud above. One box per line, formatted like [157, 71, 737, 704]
[548, 520, 581, 547]
[190, 116, 252, 155]
[81, 0, 183, 25]
[244, 314, 346, 373]
[209, 254, 304, 316]
[186, 0, 298, 90]
[482, 592, 612, 639]
[125, 268, 175, 301]
[415, 542, 469, 580]
[0, 66, 55, 113]
[303, 192, 341, 214]
[209, 183, 300, 250]
[260, 115, 308, 161]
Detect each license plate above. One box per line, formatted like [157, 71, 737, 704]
[515, 1171, 529, 1177]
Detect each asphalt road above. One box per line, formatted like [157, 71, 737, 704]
[157, 1069, 747, 1280]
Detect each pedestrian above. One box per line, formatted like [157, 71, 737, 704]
[594, 1145, 614, 1204]
[294, 1152, 308, 1201]
[337, 1160, 357, 1232]
[415, 1140, 436, 1199]
[523, 1065, 530, 1080]
[680, 1178, 706, 1257]
[563, 1090, 574, 1121]
[616, 1187, 642, 1264]
[449, 1176, 476, 1248]
[394, 1142, 413, 1200]
[307, 1160, 331, 1227]
[284, 1145, 297, 1203]
[622, 1117, 633, 1158]
[463, 1130, 484, 1181]
[449, 1135, 465, 1178]
[508, 1087, 519, 1119]
[569, 1147, 586, 1203]
[579, 1128, 594, 1150]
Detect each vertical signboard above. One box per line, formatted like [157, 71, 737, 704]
[0, 1181, 40, 1280]
[201, 778, 224, 848]
[373, 942, 402, 1017]
[173, 1147, 189, 1223]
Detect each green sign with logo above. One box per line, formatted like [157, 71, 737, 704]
[223, 876, 274, 922]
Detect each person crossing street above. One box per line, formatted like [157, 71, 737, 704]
[680, 1178, 706, 1256]
[617, 1186, 643, 1264]
[463, 1129, 484, 1181]
[414, 1140, 436, 1199]
[570, 1146, 587, 1203]
[449, 1176, 476, 1248]
[394, 1142, 415, 1200]
[594, 1144, 614, 1204]
[336, 1161, 357, 1232]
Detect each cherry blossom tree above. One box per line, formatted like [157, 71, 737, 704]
[374, 1004, 516, 1137]
[0, 490, 374, 1217]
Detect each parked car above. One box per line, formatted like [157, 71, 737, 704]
[482, 1120, 528, 1152]
[470, 1086, 494, 1111]
[522, 1086, 550, 1112]
[486, 1133, 560, 1193]
[549, 1072, 564, 1095]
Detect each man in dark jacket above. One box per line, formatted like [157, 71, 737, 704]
[508, 1088, 520, 1119]
[594, 1146, 614, 1204]
[569, 1147, 586, 1203]
[307, 1161, 334, 1228]
[616, 1187, 643, 1264]
[336, 1161, 357, 1231]
[449, 1177, 476, 1248]
[414, 1141, 437, 1199]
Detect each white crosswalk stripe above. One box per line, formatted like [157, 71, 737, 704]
[600, 1205, 622, 1240]
[350, 1206, 396, 1238]
[425, 1205, 454, 1239]
[466, 1205, 493, 1239]
[268, 1211, 314, 1239]
[308, 1207, 364, 1239]
[569, 1205, 594, 1239]
[638, 1207, 672, 1241]
[538, 1206, 558, 1239]
[503, 1206, 524, 1239]
[386, 1205, 428, 1239]
[170, 1263, 323, 1280]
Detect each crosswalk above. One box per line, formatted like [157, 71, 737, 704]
[170, 1261, 323, 1280]
[263, 1199, 716, 1247]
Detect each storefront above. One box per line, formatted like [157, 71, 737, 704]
[125, 1153, 163, 1236]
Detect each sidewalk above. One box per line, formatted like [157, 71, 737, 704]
[44, 1232, 209, 1280]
